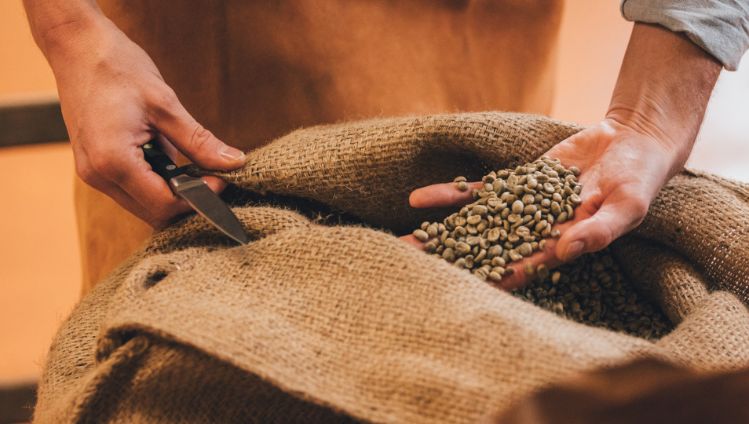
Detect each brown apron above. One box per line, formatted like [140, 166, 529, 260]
[78, 0, 564, 293]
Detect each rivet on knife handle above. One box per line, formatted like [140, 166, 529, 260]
[141, 141, 185, 182]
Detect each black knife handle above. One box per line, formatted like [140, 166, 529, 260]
[141, 141, 185, 182]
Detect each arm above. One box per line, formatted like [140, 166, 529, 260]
[621, 0, 749, 71]
[24, 0, 246, 227]
[543, 22, 721, 272]
[404, 23, 721, 289]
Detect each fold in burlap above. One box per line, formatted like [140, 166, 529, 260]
[35, 113, 749, 423]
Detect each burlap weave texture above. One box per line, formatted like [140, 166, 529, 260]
[35, 113, 749, 423]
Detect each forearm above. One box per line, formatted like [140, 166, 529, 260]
[23, 0, 104, 58]
[607, 23, 721, 176]
[621, 0, 749, 71]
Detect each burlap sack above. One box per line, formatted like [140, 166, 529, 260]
[35, 113, 749, 423]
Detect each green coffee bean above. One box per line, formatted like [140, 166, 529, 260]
[455, 242, 471, 255]
[518, 242, 533, 256]
[413, 229, 429, 242]
[512, 200, 524, 214]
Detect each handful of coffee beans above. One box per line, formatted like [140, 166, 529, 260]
[412, 157, 671, 339]
[412, 156, 581, 281]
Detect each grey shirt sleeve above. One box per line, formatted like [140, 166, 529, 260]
[621, 0, 749, 70]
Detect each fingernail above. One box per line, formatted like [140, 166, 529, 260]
[563, 241, 585, 261]
[218, 145, 246, 161]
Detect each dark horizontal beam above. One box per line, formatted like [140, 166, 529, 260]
[0, 380, 36, 423]
[0, 96, 68, 147]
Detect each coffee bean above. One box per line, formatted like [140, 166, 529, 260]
[518, 242, 533, 256]
[455, 242, 471, 255]
[413, 229, 429, 242]
[512, 200, 524, 214]
[467, 215, 482, 225]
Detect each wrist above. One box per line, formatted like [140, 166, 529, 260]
[46, 17, 124, 75]
[606, 99, 676, 148]
[29, 4, 108, 65]
[604, 101, 692, 166]
[605, 23, 721, 176]
[602, 112, 691, 180]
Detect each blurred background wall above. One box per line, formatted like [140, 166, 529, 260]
[0, 0, 747, 388]
[0, 0, 80, 386]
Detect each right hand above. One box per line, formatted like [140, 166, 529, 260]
[46, 17, 246, 228]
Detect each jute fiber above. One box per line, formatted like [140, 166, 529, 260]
[35, 113, 749, 423]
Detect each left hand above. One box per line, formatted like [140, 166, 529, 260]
[401, 118, 682, 289]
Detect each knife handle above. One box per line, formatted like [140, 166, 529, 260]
[141, 141, 185, 182]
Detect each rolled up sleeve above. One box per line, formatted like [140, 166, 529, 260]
[621, 0, 749, 70]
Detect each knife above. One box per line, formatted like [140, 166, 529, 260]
[141, 140, 250, 245]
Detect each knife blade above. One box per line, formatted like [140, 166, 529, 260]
[141, 141, 250, 245]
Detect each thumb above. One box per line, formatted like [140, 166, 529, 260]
[555, 197, 647, 262]
[149, 90, 245, 170]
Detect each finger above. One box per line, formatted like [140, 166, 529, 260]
[409, 182, 483, 208]
[98, 180, 160, 226]
[82, 136, 228, 227]
[399, 227, 566, 291]
[148, 88, 245, 170]
[155, 134, 189, 165]
[555, 197, 647, 262]
[495, 211, 584, 290]
[102, 146, 192, 225]
[202, 175, 227, 193]
[124, 172, 228, 228]
[399, 234, 424, 249]
[498, 179, 601, 288]
[499, 240, 563, 291]
[77, 158, 159, 225]
[123, 171, 193, 227]
[75, 148, 163, 223]
[128, 170, 228, 228]
[155, 137, 227, 193]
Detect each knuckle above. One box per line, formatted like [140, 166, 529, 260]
[587, 232, 612, 254]
[148, 212, 170, 229]
[631, 197, 651, 220]
[188, 124, 215, 153]
[87, 152, 118, 181]
[622, 190, 651, 220]
[148, 85, 180, 116]
[150, 203, 180, 228]
[581, 221, 616, 253]
[87, 149, 131, 185]
[76, 162, 97, 186]
[85, 153, 110, 178]
[599, 225, 616, 249]
[141, 205, 167, 228]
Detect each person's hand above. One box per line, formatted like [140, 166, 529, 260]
[43, 16, 246, 227]
[401, 119, 681, 289]
[401, 23, 721, 289]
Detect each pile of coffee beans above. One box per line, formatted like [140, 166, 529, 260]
[514, 251, 670, 339]
[412, 156, 582, 281]
[412, 158, 671, 339]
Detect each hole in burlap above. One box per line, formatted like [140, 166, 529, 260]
[135, 252, 199, 291]
[144, 269, 169, 288]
